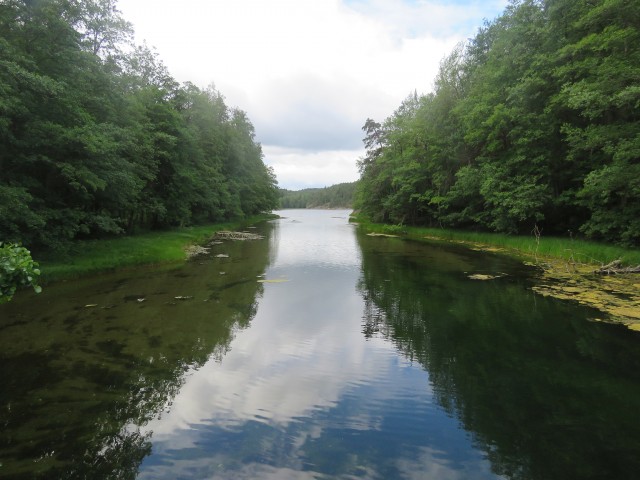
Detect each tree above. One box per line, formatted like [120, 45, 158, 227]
[0, 0, 280, 251]
[72, 0, 134, 58]
[279, 182, 357, 209]
[551, 0, 640, 245]
[355, 0, 639, 245]
[358, 118, 385, 174]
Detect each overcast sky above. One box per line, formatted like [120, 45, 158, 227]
[118, 0, 508, 190]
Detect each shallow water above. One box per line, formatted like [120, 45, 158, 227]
[1, 209, 640, 479]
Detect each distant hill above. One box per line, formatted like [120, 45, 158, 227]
[279, 182, 357, 209]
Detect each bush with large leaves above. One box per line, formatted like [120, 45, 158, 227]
[0, 243, 41, 304]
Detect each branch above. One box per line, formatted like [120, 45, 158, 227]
[594, 260, 640, 275]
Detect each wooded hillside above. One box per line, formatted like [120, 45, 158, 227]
[0, 0, 279, 252]
[280, 182, 356, 209]
[356, 0, 639, 246]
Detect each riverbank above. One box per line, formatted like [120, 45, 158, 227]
[37, 214, 277, 283]
[351, 216, 640, 331]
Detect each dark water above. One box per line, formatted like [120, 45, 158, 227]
[1, 209, 640, 479]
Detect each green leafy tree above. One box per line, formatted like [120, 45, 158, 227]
[355, 117, 393, 221]
[552, 0, 640, 245]
[73, 0, 134, 57]
[1, 0, 279, 251]
[280, 182, 357, 209]
[355, 0, 639, 245]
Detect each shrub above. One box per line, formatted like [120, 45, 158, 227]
[0, 243, 42, 304]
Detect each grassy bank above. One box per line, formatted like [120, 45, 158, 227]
[351, 216, 640, 267]
[37, 214, 276, 283]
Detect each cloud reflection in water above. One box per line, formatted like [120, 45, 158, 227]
[137, 210, 498, 479]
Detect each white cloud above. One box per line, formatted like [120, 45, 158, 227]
[252, 73, 390, 151]
[118, 0, 508, 189]
[263, 145, 362, 190]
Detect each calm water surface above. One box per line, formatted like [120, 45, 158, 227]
[1, 209, 640, 479]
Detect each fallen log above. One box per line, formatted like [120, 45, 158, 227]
[184, 244, 210, 258]
[594, 260, 640, 275]
[213, 230, 264, 241]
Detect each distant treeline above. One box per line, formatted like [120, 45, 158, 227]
[279, 182, 357, 209]
[356, 0, 639, 246]
[0, 0, 278, 252]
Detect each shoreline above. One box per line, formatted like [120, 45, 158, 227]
[451, 239, 640, 331]
[30, 212, 640, 330]
[354, 219, 640, 331]
[35, 214, 277, 284]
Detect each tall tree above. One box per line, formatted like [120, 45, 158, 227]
[551, 0, 640, 244]
[0, 0, 280, 251]
[72, 0, 133, 57]
[355, 0, 640, 245]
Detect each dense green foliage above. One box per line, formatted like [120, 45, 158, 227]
[0, 0, 278, 253]
[356, 0, 640, 246]
[0, 242, 42, 303]
[279, 182, 356, 209]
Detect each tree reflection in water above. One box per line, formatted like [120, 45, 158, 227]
[0, 222, 273, 479]
[357, 233, 640, 480]
[3, 216, 640, 479]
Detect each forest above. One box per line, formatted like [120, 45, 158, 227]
[0, 0, 279, 253]
[279, 182, 356, 209]
[355, 0, 639, 246]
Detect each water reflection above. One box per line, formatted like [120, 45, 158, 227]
[3, 210, 640, 479]
[135, 211, 500, 479]
[357, 233, 640, 480]
[0, 222, 273, 479]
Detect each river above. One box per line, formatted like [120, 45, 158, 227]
[1, 209, 640, 479]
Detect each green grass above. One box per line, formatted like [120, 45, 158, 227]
[37, 215, 275, 283]
[351, 216, 640, 267]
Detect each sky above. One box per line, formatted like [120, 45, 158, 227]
[117, 0, 508, 190]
